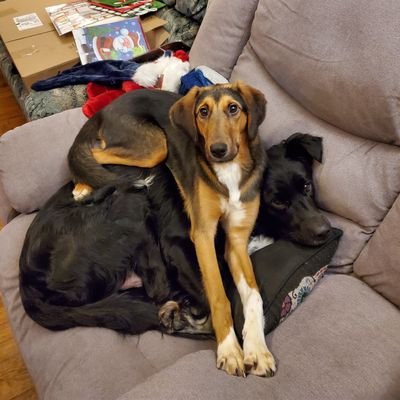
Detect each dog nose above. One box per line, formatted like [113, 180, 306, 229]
[210, 143, 228, 159]
[312, 222, 331, 242]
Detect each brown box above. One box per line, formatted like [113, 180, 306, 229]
[142, 15, 169, 50]
[0, 0, 77, 42]
[0, 0, 169, 89]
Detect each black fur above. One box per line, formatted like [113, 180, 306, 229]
[254, 133, 331, 246]
[19, 165, 207, 335]
[19, 133, 330, 335]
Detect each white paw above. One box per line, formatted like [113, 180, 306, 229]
[217, 328, 245, 377]
[72, 184, 92, 201]
[243, 340, 276, 377]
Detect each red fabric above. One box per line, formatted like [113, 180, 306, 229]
[174, 50, 189, 62]
[121, 80, 143, 92]
[82, 81, 144, 118]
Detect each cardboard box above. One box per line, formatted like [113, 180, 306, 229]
[0, 0, 169, 89]
[142, 15, 169, 50]
[5, 30, 79, 89]
[0, 0, 68, 41]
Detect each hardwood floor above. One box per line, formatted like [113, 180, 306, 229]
[0, 74, 26, 136]
[0, 72, 37, 399]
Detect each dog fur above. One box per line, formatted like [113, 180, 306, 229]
[67, 83, 274, 377]
[20, 131, 331, 375]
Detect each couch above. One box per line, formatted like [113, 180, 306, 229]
[1, 0, 399, 399]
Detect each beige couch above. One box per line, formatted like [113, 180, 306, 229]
[0, 0, 399, 399]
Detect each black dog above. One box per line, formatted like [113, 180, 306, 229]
[253, 133, 331, 246]
[19, 164, 209, 336]
[19, 133, 330, 336]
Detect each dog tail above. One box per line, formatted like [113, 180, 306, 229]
[20, 287, 161, 335]
[68, 116, 119, 188]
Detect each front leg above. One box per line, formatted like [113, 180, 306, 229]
[192, 229, 245, 376]
[223, 198, 276, 377]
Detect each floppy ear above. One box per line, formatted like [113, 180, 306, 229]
[285, 132, 323, 163]
[169, 86, 200, 142]
[234, 81, 267, 140]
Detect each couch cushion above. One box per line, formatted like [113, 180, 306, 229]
[0, 108, 87, 214]
[116, 275, 400, 400]
[230, 44, 400, 271]
[0, 214, 213, 400]
[250, 0, 400, 145]
[189, 0, 259, 78]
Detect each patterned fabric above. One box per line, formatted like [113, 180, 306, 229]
[162, 0, 207, 20]
[25, 86, 88, 120]
[280, 266, 328, 322]
[156, 7, 200, 47]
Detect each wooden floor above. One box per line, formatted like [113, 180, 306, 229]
[0, 72, 38, 400]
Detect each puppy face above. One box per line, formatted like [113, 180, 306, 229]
[170, 81, 266, 163]
[259, 133, 331, 246]
[195, 89, 247, 162]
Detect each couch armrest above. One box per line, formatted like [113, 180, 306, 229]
[0, 108, 87, 214]
[0, 180, 13, 226]
[354, 193, 400, 307]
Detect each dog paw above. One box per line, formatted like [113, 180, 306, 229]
[72, 183, 93, 201]
[159, 301, 185, 332]
[244, 344, 276, 377]
[217, 329, 245, 377]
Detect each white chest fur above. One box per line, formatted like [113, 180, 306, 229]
[213, 162, 245, 226]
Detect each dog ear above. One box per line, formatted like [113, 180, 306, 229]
[234, 81, 267, 140]
[169, 86, 200, 142]
[285, 133, 323, 163]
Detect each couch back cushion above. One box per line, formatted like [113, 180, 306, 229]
[230, 42, 400, 273]
[0, 108, 87, 214]
[189, 0, 259, 78]
[250, 0, 400, 145]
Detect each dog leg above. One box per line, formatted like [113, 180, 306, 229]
[91, 139, 167, 169]
[224, 199, 276, 377]
[192, 228, 245, 376]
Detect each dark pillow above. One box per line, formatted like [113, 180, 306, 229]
[228, 228, 342, 336]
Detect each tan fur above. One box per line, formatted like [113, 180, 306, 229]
[92, 142, 167, 168]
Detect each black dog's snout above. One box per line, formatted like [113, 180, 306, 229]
[210, 143, 228, 159]
[312, 220, 331, 242]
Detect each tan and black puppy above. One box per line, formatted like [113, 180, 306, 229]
[68, 82, 276, 377]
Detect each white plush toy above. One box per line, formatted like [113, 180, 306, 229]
[132, 53, 190, 93]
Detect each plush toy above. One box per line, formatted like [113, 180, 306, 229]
[82, 50, 190, 117]
[132, 51, 190, 92]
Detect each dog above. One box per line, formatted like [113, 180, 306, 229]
[67, 83, 274, 377]
[253, 132, 331, 247]
[19, 129, 331, 376]
[19, 164, 211, 337]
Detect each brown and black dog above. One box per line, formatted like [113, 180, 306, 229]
[68, 82, 276, 377]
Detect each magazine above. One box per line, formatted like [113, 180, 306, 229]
[72, 17, 149, 64]
[46, 1, 111, 35]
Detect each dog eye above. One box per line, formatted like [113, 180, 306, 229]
[303, 182, 312, 194]
[228, 103, 239, 115]
[199, 106, 209, 118]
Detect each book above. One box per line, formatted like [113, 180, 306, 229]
[46, 1, 112, 36]
[72, 17, 149, 64]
